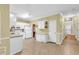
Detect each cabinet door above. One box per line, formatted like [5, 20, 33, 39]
[48, 20, 57, 42]
[38, 20, 45, 29]
[10, 37, 23, 54]
[36, 34, 48, 42]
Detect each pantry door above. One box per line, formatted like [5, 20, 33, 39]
[48, 20, 57, 43]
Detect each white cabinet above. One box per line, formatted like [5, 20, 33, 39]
[36, 34, 48, 42]
[38, 20, 45, 29]
[10, 35, 23, 55]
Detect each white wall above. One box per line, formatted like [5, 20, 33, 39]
[10, 14, 16, 27]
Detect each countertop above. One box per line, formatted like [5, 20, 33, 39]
[10, 34, 23, 38]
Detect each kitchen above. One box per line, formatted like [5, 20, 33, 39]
[0, 4, 79, 55]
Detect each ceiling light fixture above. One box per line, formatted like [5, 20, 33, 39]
[18, 13, 31, 19]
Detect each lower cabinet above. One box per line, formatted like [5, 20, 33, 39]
[36, 34, 48, 42]
[10, 36, 23, 55]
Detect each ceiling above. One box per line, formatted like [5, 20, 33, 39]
[10, 4, 79, 21]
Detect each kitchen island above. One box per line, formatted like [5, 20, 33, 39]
[10, 34, 23, 55]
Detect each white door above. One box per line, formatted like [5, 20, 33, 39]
[65, 22, 72, 35]
[48, 20, 57, 43]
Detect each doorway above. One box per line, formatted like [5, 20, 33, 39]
[32, 24, 36, 39]
[64, 18, 76, 40]
[65, 22, 72, 35]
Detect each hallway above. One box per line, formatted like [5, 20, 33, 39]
[17, 35, 79, 55]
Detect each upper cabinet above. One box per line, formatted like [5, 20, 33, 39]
[38, 19, 48, 29]
[38, 20, 45, 29]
